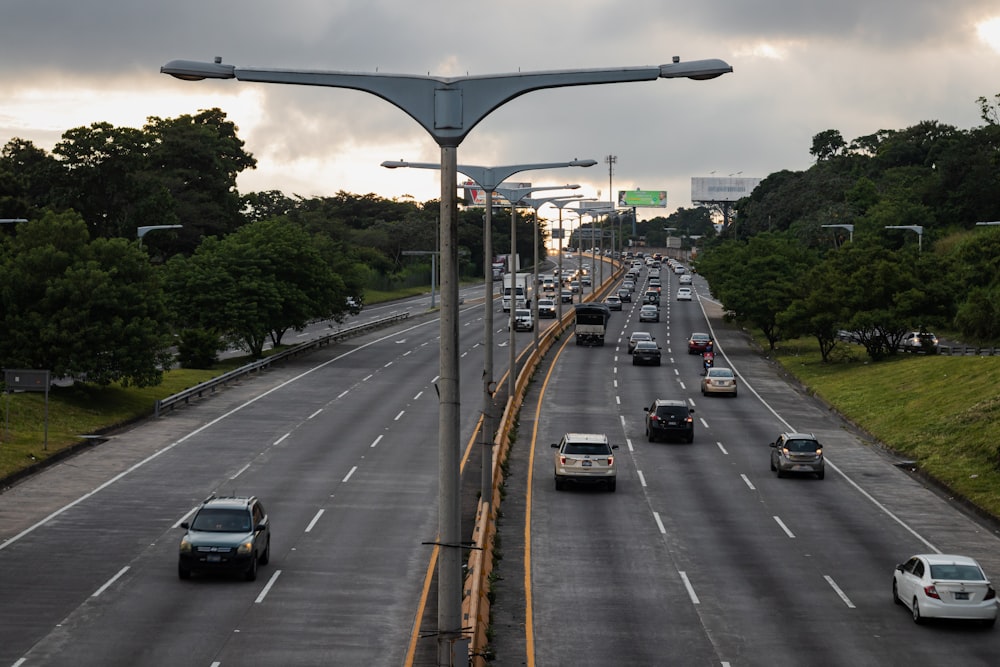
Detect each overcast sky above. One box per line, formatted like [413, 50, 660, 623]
[3, 1, 999, 219]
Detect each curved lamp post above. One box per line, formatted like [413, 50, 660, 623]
[382, 159, 594, 521]
[161, 54, 732, 665]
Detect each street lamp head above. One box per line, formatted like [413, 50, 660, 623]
[569, 159, 598, 167]
[160, 57, 235, 81]
[381, 160, 407, 169]
[659, 57, 733, 80]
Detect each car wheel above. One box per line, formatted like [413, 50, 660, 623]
[981, 617, 996, 629]
[632, 358, 638, 366]
[555, 478, 564, 491]
[769, 457, 776, 472]
[178, 563, 191, 580]
[687, 434, 694, 444]
[259, 536, 271, 566]
[776, 467, 786, 478]
[608, 480, 616, 492]
[912, 598, 924, 624]
[817, 469, 825, 480]
[245, 554, 258, 582]
[892, 580, 902, 605]
[647, 432, 655, 443]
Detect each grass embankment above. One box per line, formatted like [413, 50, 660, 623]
[764, 337, 1000, 518]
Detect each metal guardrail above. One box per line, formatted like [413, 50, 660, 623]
[936, 346, 1000, 356]
[154, 313, 410, 417]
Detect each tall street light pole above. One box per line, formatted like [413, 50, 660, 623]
[550, 198, 596, 320]
[519, 194, 584, 349]
[495, 184, 581, 399]
[161, 54, 732, 666]
[381, 160, 594, 520]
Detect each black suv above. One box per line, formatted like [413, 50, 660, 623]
[644, 399, 695, 443]
[178, 495, 271, 581]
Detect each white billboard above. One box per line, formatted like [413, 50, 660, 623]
[691, 177, 762, 203]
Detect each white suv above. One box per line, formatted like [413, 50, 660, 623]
[552, 433, 619, 491]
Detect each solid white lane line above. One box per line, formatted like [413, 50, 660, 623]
[93, 566, 129, 597]
[679, 571, 701, 604]
[305, 509, 324, 533]
[773, 515, 796, 538]
[255, 570, 282, 603]
[824, 575, 856, 609]
[230, 463, 251, 480]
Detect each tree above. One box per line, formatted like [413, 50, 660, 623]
[810, 129, 847, 161]
[165, 219, 347, 358]
[0, 211, 173, 386]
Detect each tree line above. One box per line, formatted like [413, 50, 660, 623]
[0, 109, 552, 386]
[696, 94, 1000, 360]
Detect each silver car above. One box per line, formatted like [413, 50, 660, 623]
[552, 433, 619, 492]
[769, 432, 825, 479]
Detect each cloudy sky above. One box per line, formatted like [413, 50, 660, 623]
[3, 1, 999, 219]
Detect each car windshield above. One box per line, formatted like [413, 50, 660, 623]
[929, 564, 986, 581]
[631, 333, 651, 341]
[786, 439, 819, 452]
[192, 508, 252, 532]
[564, 443, 611, 455]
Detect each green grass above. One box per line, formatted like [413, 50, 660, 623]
[764, 336, 1000, 517]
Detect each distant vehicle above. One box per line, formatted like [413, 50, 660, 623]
[502, 273, 529, 312]
[574, 303, 611, 346]
[679, 274, 692, 285]
[687, 332, 713, 354]
[901, 331, 938, 353]
[639, 304, 660, 323]
[769, 432, 825, 479]
[644, 399, 695, 443]
[560, 289, 574, 303]
[628, 331, 654, 354]
[617, 288, 632, 302]
[674, 264, 686, 274]
[552, 432, 619, 492]
[542, 278, 556, 292]
[643, 290, 660, 305]
[537, 298, 557, 318]
[622, 280, 636, 292]
[676, 287, 693, 301]
[570, 280, 581, 293]
[178, 495, 271, 581]
[513, 308, 534, 331]
[701, 367, 737, 396]
[893, 554, 997, 627]
[631, 340, 662, 366]
[605, 295, 623, 311]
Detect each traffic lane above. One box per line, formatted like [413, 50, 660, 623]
[0, 302, 499, 665]
[526, 338, 721, 666]
[617, 297, 1000, 663]
[7, 326, 446, 665]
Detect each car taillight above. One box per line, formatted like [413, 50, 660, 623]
[923, 585, 940, 599]
[560, 456, 567, 465]
[986, 585, 996, 601]
[650, 415, 659, 422]
[607, 456, 615, 466]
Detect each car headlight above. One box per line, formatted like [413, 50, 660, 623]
[237, 540, 254, 555]
[180, 538, 192, 553]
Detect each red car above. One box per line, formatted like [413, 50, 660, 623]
[687, 332, 714, 354]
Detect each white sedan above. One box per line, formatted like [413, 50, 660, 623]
[676, 287, 692, 301]
[893, 554, 997, 627]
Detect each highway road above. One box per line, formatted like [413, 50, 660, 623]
[490, 262, 1000, 666]
[0, 273, 564, 667]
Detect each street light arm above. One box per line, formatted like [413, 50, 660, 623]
[163, 58, 730, 145]
[382, 159, 597, 191]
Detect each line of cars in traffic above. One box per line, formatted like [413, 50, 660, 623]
[553, 254, 997, 629]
